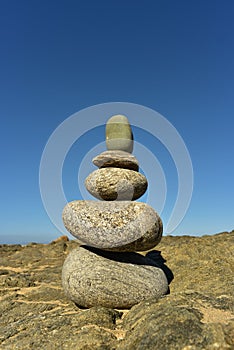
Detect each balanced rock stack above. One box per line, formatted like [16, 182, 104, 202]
[62, 115, 168, 308]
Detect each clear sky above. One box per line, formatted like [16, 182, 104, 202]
[1, 0, 233, 244]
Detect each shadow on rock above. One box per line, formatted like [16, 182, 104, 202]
[83, 245, 174, 290]
[146, 250, 174, 294]
[146, 250, 174, 284]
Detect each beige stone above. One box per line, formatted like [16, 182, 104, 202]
[62, 246, 168, 309]
[92, 150, 139, 171]
[85, 167, 147, 201]
[62, 200, 163, 251]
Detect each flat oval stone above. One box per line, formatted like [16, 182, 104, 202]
[93, 150, 139, 171]
[85, 168, 147, 201]
[62, 246, 168, 308]
[62, 201, 163, 251]
[106, 115, 133, 153]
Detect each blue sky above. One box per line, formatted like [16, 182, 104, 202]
[1, 1, 233, 244]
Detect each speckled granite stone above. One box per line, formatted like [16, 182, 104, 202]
[62, 246, 168, 309]
[85, 168, 147, 201]
[92, 150, 139, 171]
[106, 115, 133, 153]
[62, 200, 163, 251]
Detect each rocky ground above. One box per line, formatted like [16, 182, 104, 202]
[0, 231, 233, 350]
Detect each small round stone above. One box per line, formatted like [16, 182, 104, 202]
[62, 200, 163, 251]
[106, 115, 133, 153]
[92, 150, 139, 171]
[85, 168, 147, 201]
[62, 246, 168, 309]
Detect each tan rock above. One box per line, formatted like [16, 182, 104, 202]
[51, 235, 69, 243]
[92, 150, 139, 171]
[62, 200, 163, 251]
[0, 231, 233, 349]
[85, 167, 147, 201]
[62, 246, 168, 309]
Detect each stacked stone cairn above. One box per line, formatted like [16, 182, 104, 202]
[62, 115, 168, 308]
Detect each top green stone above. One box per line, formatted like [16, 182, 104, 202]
[105, 115, 133, 153]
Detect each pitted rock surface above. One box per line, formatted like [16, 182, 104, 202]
[62, 200, 163, 251]
[85, 167, 147, 201]
[0, 231, 233, 349]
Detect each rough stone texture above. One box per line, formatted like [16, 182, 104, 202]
[92, 150, 139, 171]
[106, 114, 133, 153]
[62, 246, 169, 309]
[62, 200, 163, 251]
[85, 167, 147, 201]
[117, 295, 234, 350]
[0, 231, 233, 349]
